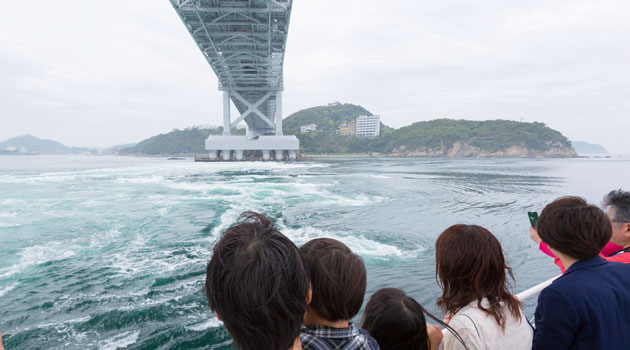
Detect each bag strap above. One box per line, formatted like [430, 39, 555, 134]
[460, 313, 481, 338]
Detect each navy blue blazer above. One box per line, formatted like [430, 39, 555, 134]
[532, 256, 630, 350]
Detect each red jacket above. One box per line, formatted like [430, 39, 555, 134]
[539, 242, 630, 273]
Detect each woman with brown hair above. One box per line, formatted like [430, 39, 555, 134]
[435, 224, 532, 350]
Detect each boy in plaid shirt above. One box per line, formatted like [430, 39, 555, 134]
[299, 238, 379, 350]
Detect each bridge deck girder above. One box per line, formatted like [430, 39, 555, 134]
[170, 0, 293, 139]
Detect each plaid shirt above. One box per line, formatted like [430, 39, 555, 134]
[300, 324, 379, 350]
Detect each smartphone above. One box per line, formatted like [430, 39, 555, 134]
[528, 211, 539, 228]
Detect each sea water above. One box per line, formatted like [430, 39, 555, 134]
[0, 155, 628, 349]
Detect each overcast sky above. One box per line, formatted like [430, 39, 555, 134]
[1, 0, 628, 153]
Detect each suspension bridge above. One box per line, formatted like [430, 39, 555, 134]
[170, 0, 298, 160]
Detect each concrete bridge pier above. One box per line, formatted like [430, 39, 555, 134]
[221, 150, 232, 161]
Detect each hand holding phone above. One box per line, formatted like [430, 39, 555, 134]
[528, 211, 541, 244]
[528, 211, 539, 228]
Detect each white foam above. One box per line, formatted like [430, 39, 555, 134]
[107, 242, 211, 279]
[89, 228, 121, 248]
[116, 176, 165, 184]
[0, 174, 78, 184]
[187, 317, 223, 331]
[163, 178, 379, 213]
[0, 243, 76, 279]
[0, 198, 26, 206]
[33, 316, 92, 330]
[209, 206, 254, 238]
[0, 282, 18, 297]
[369, 174, 393, 179]
[19, 244, 76, 265]
[317, 192, 383, 207]
[80, 200, 105, 208]
[280, 226, 424, 260]
[98, 330, 140, 350]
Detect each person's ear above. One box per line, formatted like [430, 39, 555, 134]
[623, 223, 630, 235]
[306, 285, 312, 305]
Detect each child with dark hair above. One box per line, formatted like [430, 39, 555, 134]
[532, 197, 630, 350]
[299, 238, 378, 350]
[362, 288, 466, 350]
[205, 212, 311, 350]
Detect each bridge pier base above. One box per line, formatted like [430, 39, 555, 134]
[204, 135, 298, 161]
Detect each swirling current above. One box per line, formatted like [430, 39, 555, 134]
[0, 155, 628, 349]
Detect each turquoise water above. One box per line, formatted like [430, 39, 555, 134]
[1, 155, 628, 349]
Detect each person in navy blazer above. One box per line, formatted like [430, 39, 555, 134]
[532, 196, 630, 350]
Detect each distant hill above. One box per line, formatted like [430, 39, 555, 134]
[571, 141, 608, 156]
[284, 104, 576, 157]
[0, 135, 95, 154]
[116, 103, 577, 158]
[101, 143, 137, 155]
[119, 127, 244, 155]
[383, 119, 576, 157]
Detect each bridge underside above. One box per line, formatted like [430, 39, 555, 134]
[170, 0, 299, 160]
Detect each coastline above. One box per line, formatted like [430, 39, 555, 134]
[306, 153, 577, 159]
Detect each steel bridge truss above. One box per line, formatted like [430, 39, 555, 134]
[170, 0, 293, 139]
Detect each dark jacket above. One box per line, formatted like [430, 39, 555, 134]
[532, 256, 630, 350]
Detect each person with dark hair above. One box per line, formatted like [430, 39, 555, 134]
[436, 225, 532, 350]
[532, 196, 630, 350]
[531, 189, 630, 272]
[362, 288, 467, 350]
[298, 238, 378, 350]
[205, 211, 311, 350]
[600, 189, 630, 261]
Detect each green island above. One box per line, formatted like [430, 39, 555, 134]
[119, 103, 577, 158]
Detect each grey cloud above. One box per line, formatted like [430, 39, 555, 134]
[1, 0, 629, 153]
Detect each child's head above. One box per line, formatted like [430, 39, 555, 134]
[205, 212, 310, 350]
[299, 238, 366, 322]
[362, 288, 431, 350]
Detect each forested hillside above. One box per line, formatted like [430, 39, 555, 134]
[119, 127, 244, 155]
[117, 103, 576, 157]
[385, 119, 572, 153]
[282, 104, 374, 134]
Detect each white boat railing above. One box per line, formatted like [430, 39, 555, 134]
[515, 275, 560, 301]
[440, 274, 561, 335]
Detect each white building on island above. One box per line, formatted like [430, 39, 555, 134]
[300, 124, 318, 134]
[355, 115, 381, 139]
